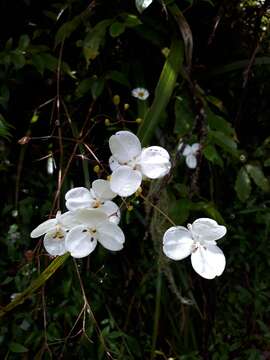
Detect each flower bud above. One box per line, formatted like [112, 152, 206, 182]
[136, 118, 142, 124]
[124, 103, 130, 110]
[105, 118, 111, 126]
[113, 95, 120, 105]
[93, 165, 100, 173]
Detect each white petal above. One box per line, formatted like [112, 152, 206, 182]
[75, 208, 108, 227]
[183, 145, 192, 156]
[186, 154, 197, 169]
[191, 218, 227, 242]
[43, 230, 67, 256]
[92, 179, 116, 200]
[99, 200, 121, 224]
[97, 221, 125, 251]
[110, 166, 142, 197]
[65, 225, 97, 258]
[58, 211, 80, 229]
[163, 226, 193, 261]
[109, 155, 121, 172]
[191, 143, 200, 153]
[140, 146, 171, 179]
[30, 219, 57, 238]
[191, 244, 226, 279]
[65, 187, 93, 211]
[109, 131, 141, 163]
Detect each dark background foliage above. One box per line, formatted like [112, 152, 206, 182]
[1, 0, 270, 359]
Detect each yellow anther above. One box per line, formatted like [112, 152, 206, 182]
[107, 175, 111, 181]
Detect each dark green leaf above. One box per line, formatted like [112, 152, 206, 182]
[137, 38, 184, 145]
[109, 22, 126, 38]
[203, 144, 224, 167]
[235, 167, 251, 202]
[83, 19, 112, 63]
[174, 94, 194, 136]
[246, 164, 270, 192]
[9, 342, 28, 353]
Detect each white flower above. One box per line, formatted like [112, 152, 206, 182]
[131, 87, 149, 100]
[163, 218, 226, 279]
[65, 209, 125, 258]
[65, 179, 120, 224]
[183, 143, 200, 169]
[109, 131, 171, 197]
[30, 211, 78, 256]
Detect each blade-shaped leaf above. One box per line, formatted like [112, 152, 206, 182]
[137, 38, 184, 145]
[0, 253, 70, 318]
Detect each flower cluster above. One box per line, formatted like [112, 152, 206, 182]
[31, 130, 227, 279]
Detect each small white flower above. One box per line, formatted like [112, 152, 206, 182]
[65, 179, 120, 224]
[131, 87, 149, 100]
[163, 218, 226, 279]
[109, 131, 171, 197]
[183, 143, 200, 169]
[65, 209, 125, 258]
[30, 211, 78, 256]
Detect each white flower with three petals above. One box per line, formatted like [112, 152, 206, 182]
[30, 211, 79, 256]
[183, 143, 200, 169]
[109, 131, 171, 197]
[65, 179, 120, 224]
[65, 209, 125, 258]
[131, 87, 149, 100]
[163, 218, 226, 279]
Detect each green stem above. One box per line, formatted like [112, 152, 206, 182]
[0, 253, 70, 318]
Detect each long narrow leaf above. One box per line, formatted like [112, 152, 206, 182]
[137, 38, 184, 145]
[0, 253, 70, 318]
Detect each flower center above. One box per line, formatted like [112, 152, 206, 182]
[52, 229, 65, 240]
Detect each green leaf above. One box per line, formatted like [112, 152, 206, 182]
[169, 198, 191, 224]
[174, 94, 194, 136]
[203, 144, 224, 167]
[235, 167, 251, 202]
[209, 130, 238, 156]
[207, 108, 234, 136]
[137, 38, 184, 145]
[0, 253, 70, 318]
[90, 77, 105, 99]
[122, 14, 142, 27]
[192, 202, 225, 224]
[136, 0, 154, 13]
[18, 34, 30, 50]
[106, 70, 130, 87]
[83, 19, 112, 64]
[55, 8, 90, 46]
[246, 164, 270, 192]
[109, 21, 126, 38]
[0, 114, 12, 139]
[9, 342, 28, 353]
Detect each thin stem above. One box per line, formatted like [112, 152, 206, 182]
[140, 193, 176, 226]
